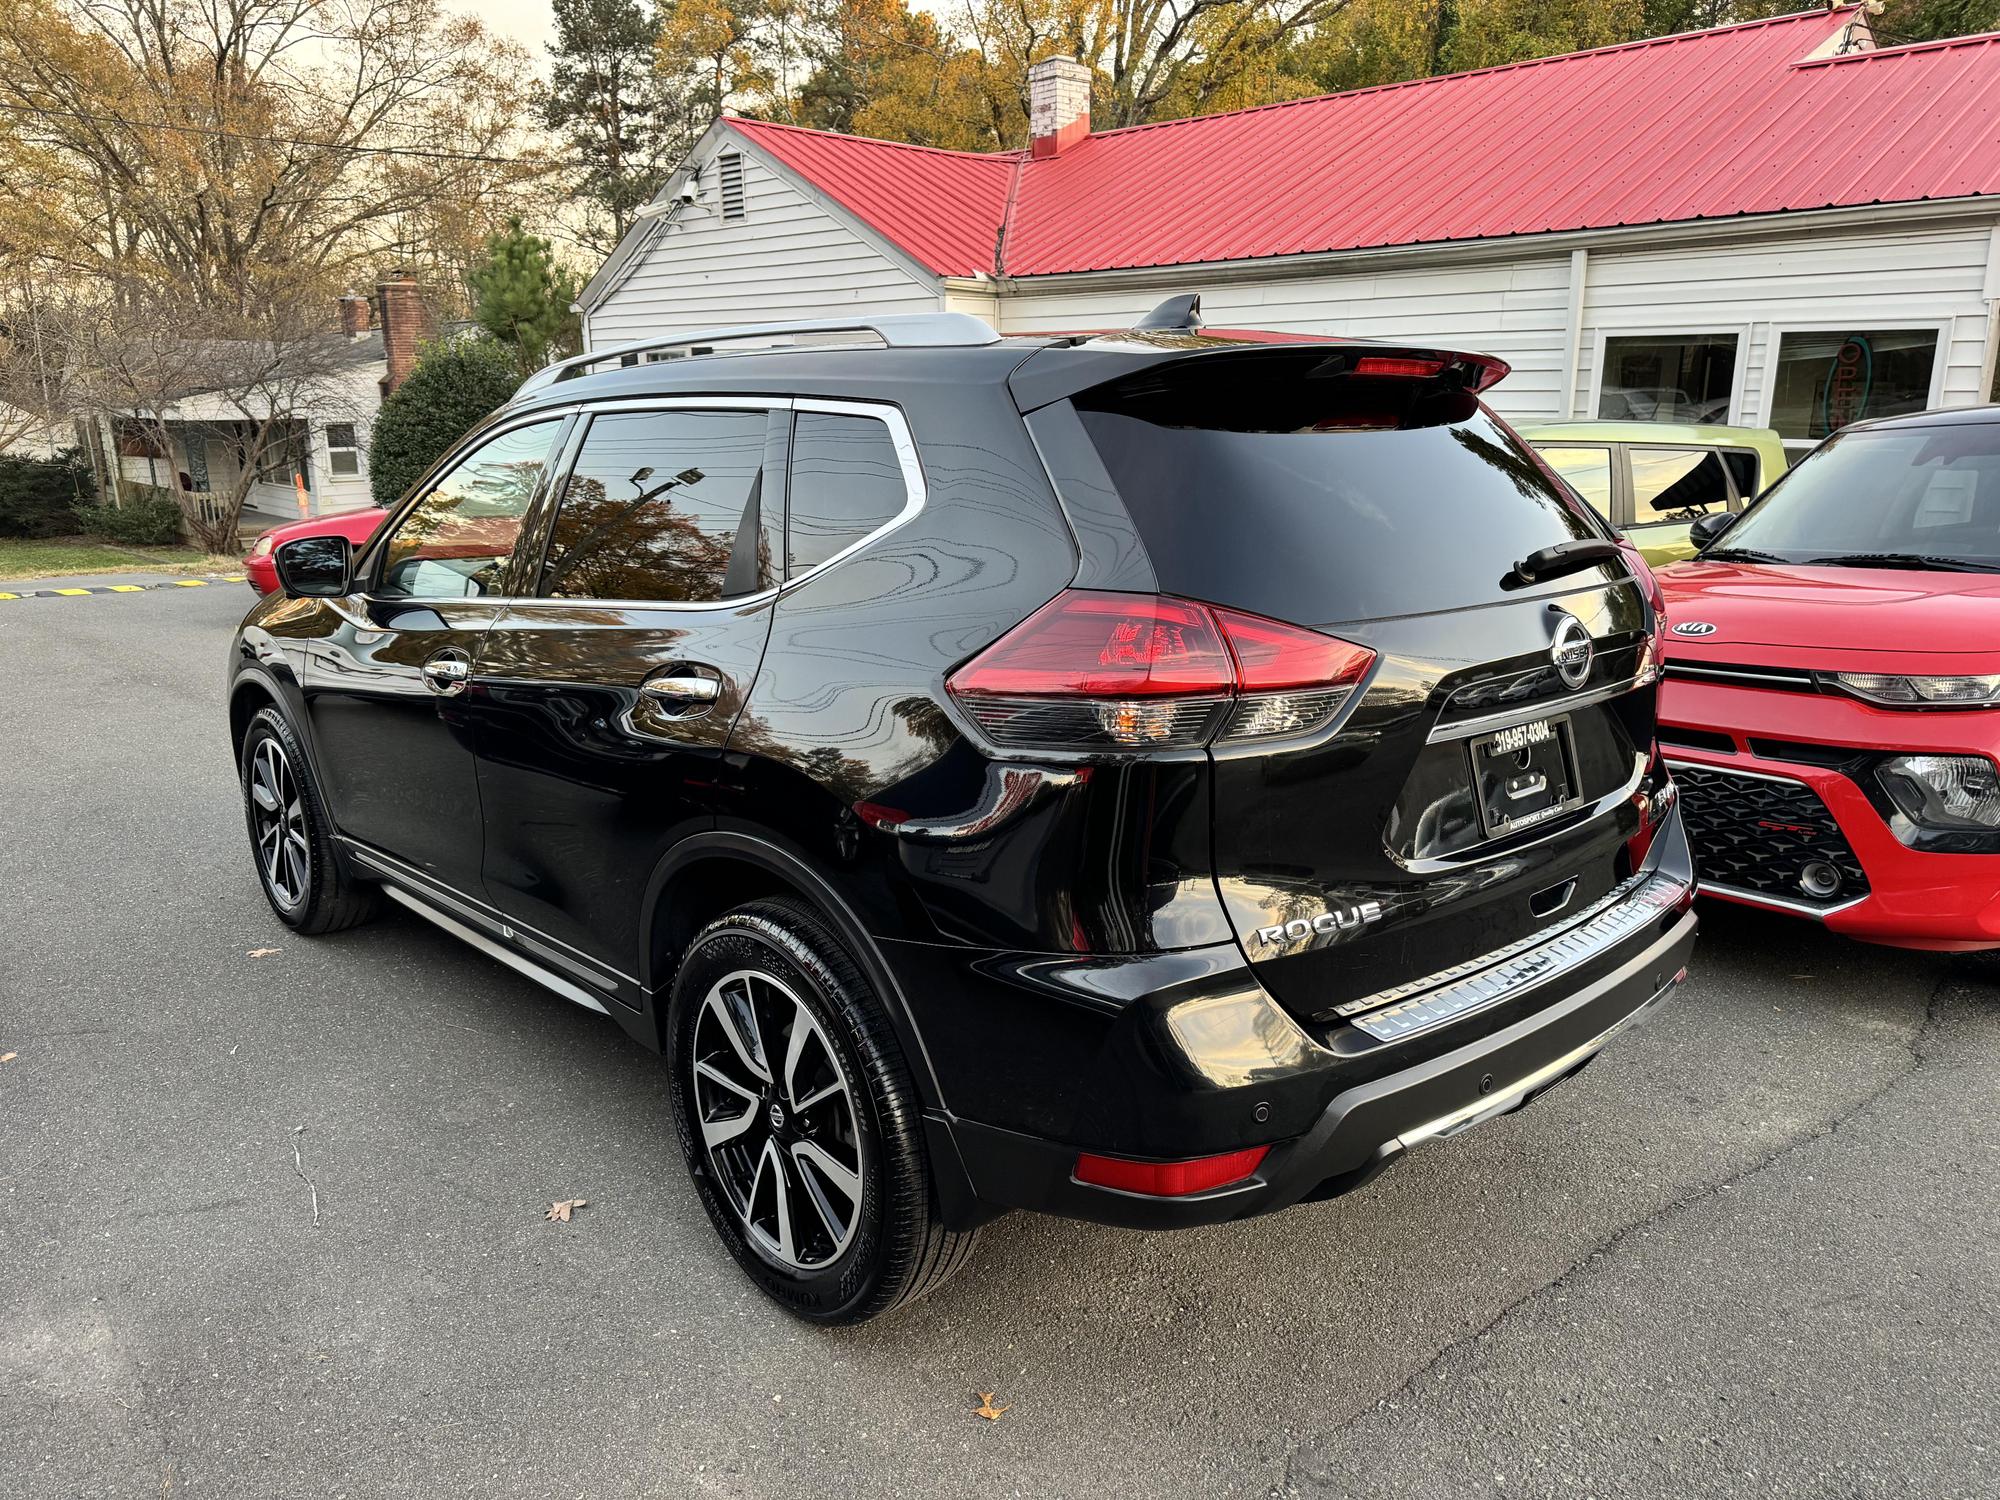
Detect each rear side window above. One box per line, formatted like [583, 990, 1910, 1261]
[785, 411, 908, 575]
[1630, 447, 1734, 525]
[540, 410, 770, 603]
[1540, 444, 1614, 519]
[1074, 357, 1599, 623]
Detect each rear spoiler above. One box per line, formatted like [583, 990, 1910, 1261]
[1007, 334, 1510, 414]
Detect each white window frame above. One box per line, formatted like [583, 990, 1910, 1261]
[1754, 317, 1951, 456]
[323, 420, 364, 479]
[1588, 324, 1751, 426]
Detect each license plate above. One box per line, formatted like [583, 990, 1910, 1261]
[1469, 715, 1578, 837]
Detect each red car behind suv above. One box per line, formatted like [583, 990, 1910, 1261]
[1659, 407, 2000, 954]
[243, 507, 387, 594]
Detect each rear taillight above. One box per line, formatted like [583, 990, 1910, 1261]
[1617, 541, 1667, 682]
[1073, 1145, 1269, 1197]
[948, 590, 1375, 753]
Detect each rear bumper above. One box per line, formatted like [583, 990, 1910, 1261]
[1662, 677, 2000, 950]
[928, 901, 1697, 1231]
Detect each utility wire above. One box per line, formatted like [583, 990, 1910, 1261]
[0, 99, 545, 165]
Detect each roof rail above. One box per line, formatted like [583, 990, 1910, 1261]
[512, 312, 1003, 402]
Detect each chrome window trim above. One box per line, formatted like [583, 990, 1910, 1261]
[481, 395, 928, 614]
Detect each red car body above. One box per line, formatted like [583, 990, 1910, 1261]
[243, 507, 388, 595]
[1658, 559, 2000, 951]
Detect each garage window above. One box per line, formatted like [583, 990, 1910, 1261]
[1767, 330, 1940, 449]
[1597, 334, 1738, 424]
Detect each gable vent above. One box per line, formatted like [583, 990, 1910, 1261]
[718, 152, 746, 221]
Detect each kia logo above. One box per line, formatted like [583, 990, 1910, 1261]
[1672, 621, 1719, 637]
[1550, 613, 1593, 689]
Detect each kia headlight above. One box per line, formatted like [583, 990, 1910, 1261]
[251, 534, 275, 557]
[1830, 672, 2000, 707]
[1878, 754, 2000, 830]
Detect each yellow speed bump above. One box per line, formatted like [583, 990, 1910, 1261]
[52, 587, 91, 596]
[172, 579, 208, 587]
[107, 584, 146, 592]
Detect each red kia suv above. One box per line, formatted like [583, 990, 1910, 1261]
[1658, 407, 2000, 954]
[243, 507, 387, 594]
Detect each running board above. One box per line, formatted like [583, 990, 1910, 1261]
[381, 885, 611, 1016]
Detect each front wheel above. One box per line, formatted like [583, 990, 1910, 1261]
[666, 898, 978, 1323]
[239, 706, 379, 935]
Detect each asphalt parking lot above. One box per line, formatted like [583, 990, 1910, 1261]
[3, 584, 1996, 1500]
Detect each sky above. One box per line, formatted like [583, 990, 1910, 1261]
[460, 0, 558, 60]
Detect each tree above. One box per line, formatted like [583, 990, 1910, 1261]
[367, 337, 522, 506]
[541, 0, 689, 257]
[468, 221, 583, 376]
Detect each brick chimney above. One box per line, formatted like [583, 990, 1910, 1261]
[376, 270, 435, 394]
[1029, 56, 1092, 159]
[337, 293, 372, 337]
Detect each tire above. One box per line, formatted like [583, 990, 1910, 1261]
[238, 706, 380, 935]
[666, 897, 979, 1324]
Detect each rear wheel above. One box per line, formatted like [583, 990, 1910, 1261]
[667, 897, 977, 1323]
[239, 707, 379, 935]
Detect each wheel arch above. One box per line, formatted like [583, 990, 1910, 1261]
[642, 831, 944, 1112]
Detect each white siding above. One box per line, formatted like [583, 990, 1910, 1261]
[587, 149, 941, 347]
[1573, 220, 1996, 426]
[999, 259, 1576, 421]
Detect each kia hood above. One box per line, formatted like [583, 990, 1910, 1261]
[1659, 560, 2000, 664]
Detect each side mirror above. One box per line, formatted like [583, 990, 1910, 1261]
[1688, 511, 1737, 550]
[274, 534, 353, 598]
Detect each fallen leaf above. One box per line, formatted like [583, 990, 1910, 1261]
[545, 1198, 588, 1223]
[972, 1391, 1010, 1421]
[247, 948, 281, 959]
[0, 1052, 15, 1064]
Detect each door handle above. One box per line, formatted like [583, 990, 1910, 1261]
[639, 673, 722, 706]
[422, 650, 472, 697]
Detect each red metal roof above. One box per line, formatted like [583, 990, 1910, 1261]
[727, 8, 2000, 279]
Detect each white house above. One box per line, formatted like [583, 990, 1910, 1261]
[578, 6, 2000, 461]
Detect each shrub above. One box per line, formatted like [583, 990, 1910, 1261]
[368, 335, 521, 505]
[75, 496, 184, 546]
[0, 448, 95, 538]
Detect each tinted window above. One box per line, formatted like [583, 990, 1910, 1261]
[1540, 445, 1613, 519]
[540, 410, 769, 603]
[786, 412, 907, 574]
[377, 420, 559, 598]
[1719, 448, 1760, 499]
[1630, 447, 1733, 525]
[1076, 364, 1599, 623]
[1724, 423, 2000, 567]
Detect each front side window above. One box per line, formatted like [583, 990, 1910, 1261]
[376, 419, 561, 598]
[540, 410, 769, 603]
[1598, 334, 1738, 424]
[1767, 330, 1939, 447]
[1629, 447, 1735, 526]
[785, 411, 908, 575]
[1721, 422, 2000, 569]
[1538, 444, 1614, 520]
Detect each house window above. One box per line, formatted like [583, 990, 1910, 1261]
[718, 152, 746, 221]
[255, 421, 310, 486]
[325, 421, 362, 477]
[1598, 334, 1738, 423]
[114, 419, 165, 460]
[1766, 329, 1940, 448]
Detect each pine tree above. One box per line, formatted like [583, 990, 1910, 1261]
[467, 221, 583, 377]
[541, 0, 686, 257]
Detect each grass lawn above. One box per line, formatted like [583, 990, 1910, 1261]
[0, 537, 241, 581]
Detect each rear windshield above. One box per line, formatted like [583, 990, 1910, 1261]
[1075, 357, 1601, 624]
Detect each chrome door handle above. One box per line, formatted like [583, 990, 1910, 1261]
[422, 651, 472, 696]
[640, 674, 721, 705]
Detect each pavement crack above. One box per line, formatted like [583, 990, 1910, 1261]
[289, 1125, 322, 1227]
[1279, 976, 1954, 1496]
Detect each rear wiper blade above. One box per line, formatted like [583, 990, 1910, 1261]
[1800, 552, 2000, 574]
[1698, 547, 1790, 564]
[1502, 538, 1625, 589]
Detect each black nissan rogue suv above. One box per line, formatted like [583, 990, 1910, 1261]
[229, 300, 1697, 1323]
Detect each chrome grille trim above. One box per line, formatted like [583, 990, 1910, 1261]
[1664, 661, 1819, 691]
[1338, 870, 1690, 1043]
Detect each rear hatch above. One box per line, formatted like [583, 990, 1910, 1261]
[1038, 343, 1663, 1027]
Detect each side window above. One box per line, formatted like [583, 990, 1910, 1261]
[1718, 448, 1759, 505]
[539, 410, 769, 603]
[785, 411, 909, 575]
[376, 420, 560, 598]
[1539, 445, 1614, 521]
[1630, 447, 1733, 526]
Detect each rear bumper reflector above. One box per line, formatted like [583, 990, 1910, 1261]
[1336, 870, 1691, 1043]
[1072, 1146, 1269, 1197]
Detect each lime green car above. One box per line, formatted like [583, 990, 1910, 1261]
[1515, 421, 1790, 565]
